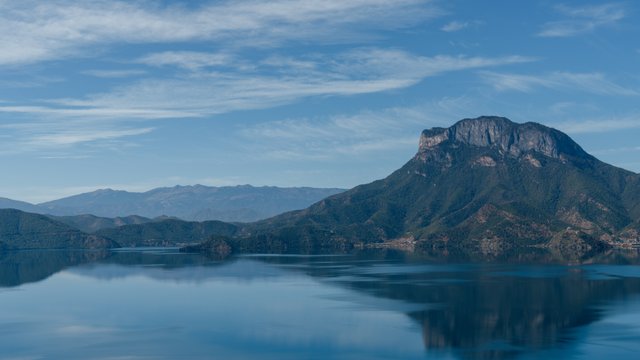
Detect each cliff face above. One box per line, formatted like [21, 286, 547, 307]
[239, 116, 640, 253]
[418, 116, 590, 162]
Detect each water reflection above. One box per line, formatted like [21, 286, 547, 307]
[231, 251, 640, 359]
[0, 250, 109, 287]
[0, 248, 639, 359]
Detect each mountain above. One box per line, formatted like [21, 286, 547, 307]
[0, 209, 118, 250]
[37, 185, 345, 222]
[225, 116, 640, 253]
[95, 219, 238, 247]
[48, 214, 154, 233]
[0, 197, 42, 213]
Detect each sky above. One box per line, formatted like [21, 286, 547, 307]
[1, 0, 639, 203]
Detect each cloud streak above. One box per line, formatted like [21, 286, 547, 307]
[554, 115, 640, 134]
[0, 49, 533, 123]
[0, 119, 155, 156]
[480, 71, 638, 96]
[82, 69, 147, 78]
[0, 0, 443, 66]
[136, 51, 235, 71]
[537, 3, 625, 37]
[29, 127, 154, 146]
[240, 97, 476, 160]
[441, 21, 470, 32]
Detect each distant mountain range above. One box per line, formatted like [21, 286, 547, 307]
[0, 185, 345, 223]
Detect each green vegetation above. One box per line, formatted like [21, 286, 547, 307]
[96, 219, 238, 247]
[49, 214, 153, 233]
[0, 209, 118, 249]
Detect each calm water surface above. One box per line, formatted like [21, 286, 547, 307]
[1, 249, 640, 359]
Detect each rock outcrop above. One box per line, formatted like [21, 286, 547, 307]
[418, 116, 590, 163]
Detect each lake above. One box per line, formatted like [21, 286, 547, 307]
[1, 248, 640, 359]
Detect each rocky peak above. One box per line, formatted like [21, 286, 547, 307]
[418, 116, 590, 161]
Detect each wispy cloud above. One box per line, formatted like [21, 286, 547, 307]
[480, 71, 638, 96]
[82, 69, 147, 78]
[0, 0, 443, 66]
[0, 119, 155, 156]
[537, 3, 625, 37]
[0, 105, 198, 120]
[136, 51, 235, 71]
[554, 115, 640, 134]
[589, 146, 640, 156]
[1, 49, 533, 121]
[29, 127, 154, 146]
[441, 21, 469, 32]
[240, 97, 475, 160]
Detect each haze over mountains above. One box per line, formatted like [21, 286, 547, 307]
[0, 185, 345, 223]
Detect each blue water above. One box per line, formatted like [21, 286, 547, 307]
[1, 249, 640, 359]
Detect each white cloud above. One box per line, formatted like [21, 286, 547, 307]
[554, 115, 640, 134]
[0, 105, 199, 120]
[82, 69, 147, 78]
[29, 127, 154, 146]
[0, 48, 530, 156]
[56, 325, 117, 336]
[0, 49, 532, 121]
[240, 98, 475, 160]
[589, 146, 640, 156]
[480, 71, 638, 96]
[538, 3, 625, 37]
[441, 21, 469, 32]
[0, 119, 155, 156]
[0, 0, 443, 66]
[136, 51, 234, 71]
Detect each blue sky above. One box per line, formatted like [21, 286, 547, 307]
[1, 0, 639, 202]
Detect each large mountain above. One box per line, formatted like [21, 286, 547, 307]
[227, 116, 640, 253]
[0, 209, 118, 250]
[35, 185, 345, 222]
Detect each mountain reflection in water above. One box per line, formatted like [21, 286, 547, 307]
[1, 248, 640, 359]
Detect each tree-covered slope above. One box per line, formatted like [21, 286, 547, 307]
[96, 219, 238, 247]
[49, 214, 154, 233]
[0, 209, 118, 250]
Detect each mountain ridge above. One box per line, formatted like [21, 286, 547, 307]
[0, 185, 345, 223]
